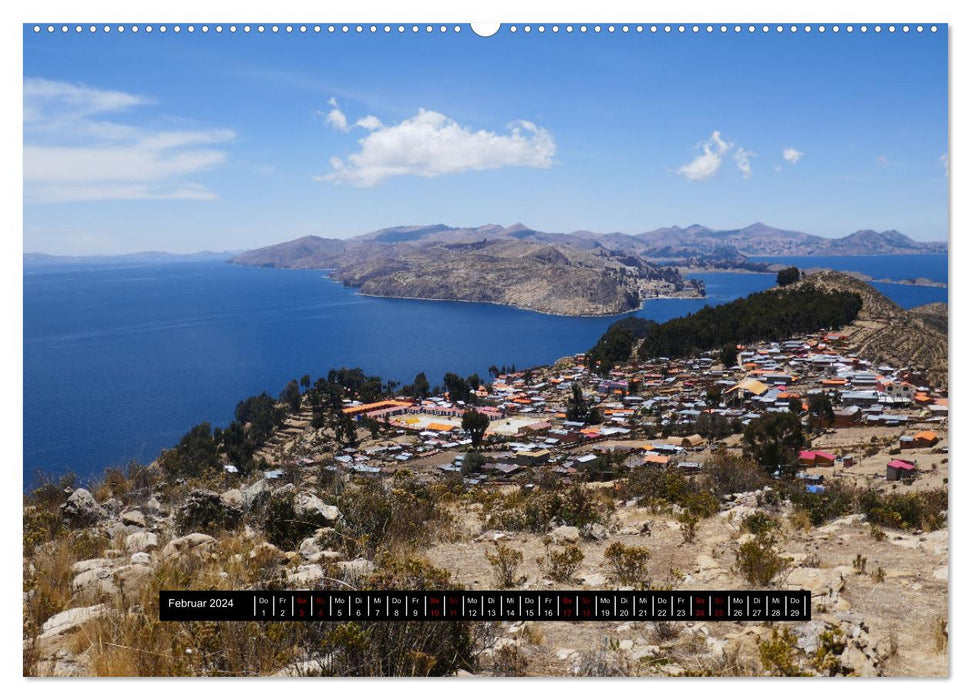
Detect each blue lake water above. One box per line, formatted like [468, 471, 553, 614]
[23, 256, 947, 483]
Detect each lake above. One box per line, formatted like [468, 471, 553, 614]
[23, 256, 947, 483]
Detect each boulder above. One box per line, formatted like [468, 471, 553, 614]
[293, 493, 342, 523]
[249, 542, 289, 566]
[240, 479, 271, 509]
[114, 564, 152, 596]
[220, 489, 243, 508]
[72, 564, 119, 599]
[40, 604, 108, 639]
[130, 552, 151, 565]
[161, 533, 216, 561]
[61, 489, 106, 526]
[549, 525, 580, 544]
[121, 510, 147, 528]
[581, 523, 609, 541]
[125, 531, 159, 553]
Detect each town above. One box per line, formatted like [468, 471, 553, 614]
[249, 329, 948, 497]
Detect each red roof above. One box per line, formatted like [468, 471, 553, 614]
[887, 460, 916, 470]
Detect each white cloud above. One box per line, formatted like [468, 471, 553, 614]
[24, 78, 233, 203]
[355, 115, 382, 131]
[322, 97, 350, 132]
[320, 108, 555, 187]
[782, 147, 804, 165]
[940, 153, 948, 175]
[877, 155, 890, 167]
[733, 147, 755, 178]
[677, 131, 732, 181]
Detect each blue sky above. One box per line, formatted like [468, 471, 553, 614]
[23, 25, 948, 254]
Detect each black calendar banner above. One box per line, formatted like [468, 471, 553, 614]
[160, 590, 811, 622]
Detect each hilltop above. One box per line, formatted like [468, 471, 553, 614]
[792, 272, 948, 389]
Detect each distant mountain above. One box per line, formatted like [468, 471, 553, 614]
[231, 221, 944, 315]
[23, 250, 239, 265]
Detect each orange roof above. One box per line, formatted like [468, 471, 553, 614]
[642, 454, 670, 465]
[915, 430, 938, 441]
[342, 399, 412, 415]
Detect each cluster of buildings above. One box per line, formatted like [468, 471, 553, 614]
[272, 330, 947, 488]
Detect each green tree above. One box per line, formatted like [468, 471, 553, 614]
[280, 379, 302, 413]
[776, 266, 800, 287]
[405, 372, 430, 400]
[719, 345, 738, 368]
[742, 412, 805, 468]
[462, 408, 490, 449]
[566, 382, 588, 422]
[807, 393, 835, 433]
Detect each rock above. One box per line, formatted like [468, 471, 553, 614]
[556, 648, 577, 661]
[125, 531, 158, 553]
[121, 510, 146, 528]
[114, 564, 152, 596]
[101, 498, 123, 517]
[40, 604, 108, 639]
[144, 496, 162, 515]
[293, 492, 342, 523]
[581, 523, 609, 541]
[337, 558, 374, 580]
[72, 564, 119, 599]
[130, 552, 151, 565]
[579, 572, 606, 586]
[787, 566, 853, 603]
[72, 558, 114, 575]
[240, 479, 271, 509]
[619, 640, 634, 651]
[61, 489, 106, 526]
[549, 525, 580, 544]
[220, 489, 243, 508]
[287, 564, 325, 586]
[273, 483, 296, 499]
[792, 620, 828, 654]
[161, 533, 216, 561]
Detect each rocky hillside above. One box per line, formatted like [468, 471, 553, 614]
[795, 272, 948, 389]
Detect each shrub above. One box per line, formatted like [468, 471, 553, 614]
[758, 628, 807, 676]
[812, 628, 847, 676]
[735, 533, 792, 587]
[541, 543, 584, 582]
[176, 490, 242, 536]
[602, 542, 650, 586]
[678, 512, 698, 543]
[852, 554, 867, 575]
[702, 451, 770, 497]
[487, 541, 524, 588]
[741, 512, 779, 536]
[261, 493, 325, 551]
[492, 645, 529, 676]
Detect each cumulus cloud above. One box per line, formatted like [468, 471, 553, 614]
[877, 155, 890, 167]
[24, 78, 233, 203]
[320, 108, 555, 187]
[782, 147, 804, 165]
[733, 147, 755, 178]
[321, 97, 349, 132]
[677, 131, 732, 181]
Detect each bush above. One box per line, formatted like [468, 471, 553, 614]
[602, 542, 650, 586]
[493, 645, 529, 676]
[735, 532, 792, 587]
[702, 451, 770, 497]
[759, 628, 807, 676]
[541, 543, 584, 582]
[261, 493, 325, 551]
[176, 490, 242, 536]
[484, 483, 613, 533]
[486, 541, 524, 588]
[741, 512, 779, 536]
[337, 474, 451, 557]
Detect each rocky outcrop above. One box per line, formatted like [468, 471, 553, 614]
[61, 489, 105, 527]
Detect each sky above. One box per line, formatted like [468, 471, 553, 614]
[23, 24, 949, 254]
